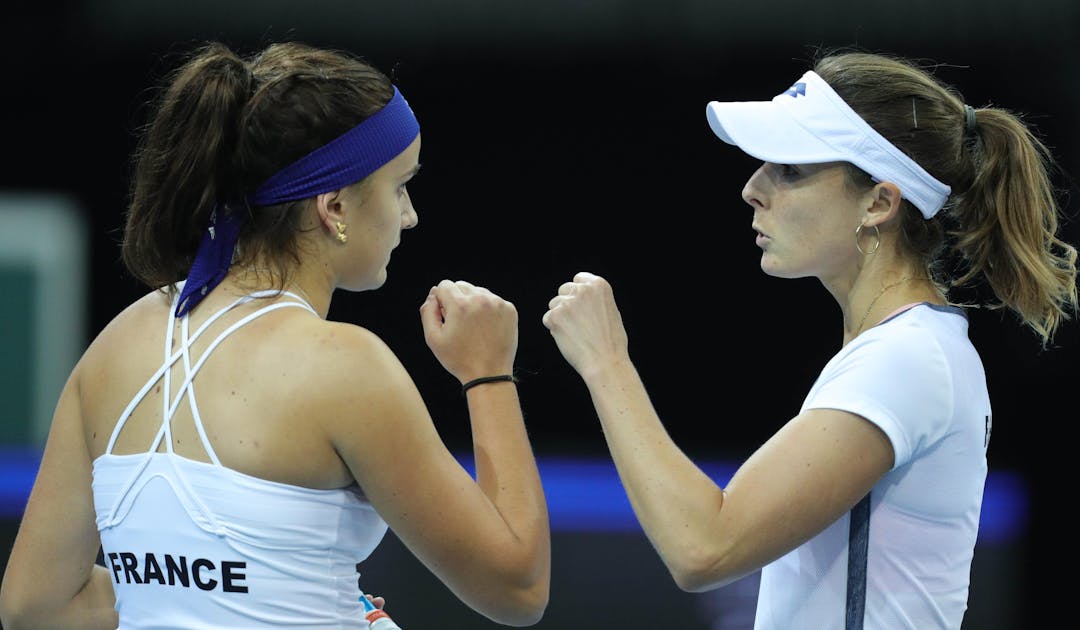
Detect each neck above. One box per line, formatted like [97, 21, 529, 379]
[229, 263, 333, 319]
[284, 270, 333, 319]
[847, 273, 940, 341]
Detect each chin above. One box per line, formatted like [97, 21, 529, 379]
[759, 255, 779, 276]
[340, 273, 387, 293]
[759, 257, 800, 279]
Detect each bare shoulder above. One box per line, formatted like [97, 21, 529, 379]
[76, 289, 172, 372]
[290, 319, 429, 443]
[298, 319, 418, 399]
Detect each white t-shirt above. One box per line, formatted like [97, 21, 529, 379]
[754, 303, 990, 630]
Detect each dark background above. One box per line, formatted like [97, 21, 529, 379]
[2, 1, 1078, 627]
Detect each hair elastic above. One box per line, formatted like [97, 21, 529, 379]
[461, 374, 518, 397]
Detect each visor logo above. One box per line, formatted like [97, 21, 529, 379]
[783, 82, 807, 98]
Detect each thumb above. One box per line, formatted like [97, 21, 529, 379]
[419, 292, 444, 334]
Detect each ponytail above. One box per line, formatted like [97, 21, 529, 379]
[951, 108, 1078, 344]
[122, 43, 251, 290]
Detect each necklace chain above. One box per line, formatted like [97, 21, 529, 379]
[854, 276, 918, 336]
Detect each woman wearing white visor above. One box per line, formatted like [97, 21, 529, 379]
[543, 51, 1077, 628]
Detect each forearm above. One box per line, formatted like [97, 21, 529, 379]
[468, 381, 548, 549]
[583, 358, 730, 588]
[1, 564, 117, 630]
[464, 380, 550, 619]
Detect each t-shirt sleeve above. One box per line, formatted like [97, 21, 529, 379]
[801, 327, 954, 470]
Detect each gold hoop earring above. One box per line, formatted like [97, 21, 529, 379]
[335, 222, 348, 244]
[855, 223, 880, 255]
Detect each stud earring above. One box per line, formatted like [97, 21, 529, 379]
[336, 222, 348, 244]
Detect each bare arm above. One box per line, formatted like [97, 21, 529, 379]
[0, 369, 118, 629]
[322, 281, 549, 626]
[543, 272, 892, 591]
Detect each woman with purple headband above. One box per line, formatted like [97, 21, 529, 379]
[0, 41, 549, 628]
[543, 51, 1077, 628]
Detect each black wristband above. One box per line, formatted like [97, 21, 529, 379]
[461, 374, 518, 396]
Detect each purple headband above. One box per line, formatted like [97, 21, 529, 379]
[249, 86, 420, 206]
[175, 85, 420, 317]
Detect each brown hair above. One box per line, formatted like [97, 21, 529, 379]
[121, 41, 394, 293]
[816, 50, 1078, 346]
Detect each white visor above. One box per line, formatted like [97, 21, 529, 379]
[705, 70, 951, 219]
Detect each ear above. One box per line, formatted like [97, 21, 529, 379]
[312, 189, 346, 235]
[863, 181, 903, 228]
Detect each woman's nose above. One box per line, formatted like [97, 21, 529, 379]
[742, 164, 768, 209]
[402, 197, 418, 229]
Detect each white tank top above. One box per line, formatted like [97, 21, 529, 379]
[92, 287, 389, 629]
